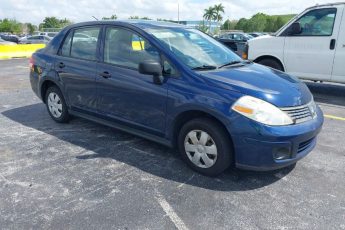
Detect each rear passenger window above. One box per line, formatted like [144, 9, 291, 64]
[71, 27, 100, 60]
[61, 32, 73, 56]
[104, 27, 160, 69]
[60, 27, 100, 61]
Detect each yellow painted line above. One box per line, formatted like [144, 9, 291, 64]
[324, 114, 345, 121]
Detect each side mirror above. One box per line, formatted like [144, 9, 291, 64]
[139, 61, 163, 85]
[289, 22, 302, 35]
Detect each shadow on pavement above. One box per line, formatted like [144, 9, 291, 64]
[2, 103, 295, 192]
[305, 81, 345, 107]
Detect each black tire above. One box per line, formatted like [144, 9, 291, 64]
[45, 86, 70, 123]
[257, 58, 284, 71]
[178, 117, 233, 176]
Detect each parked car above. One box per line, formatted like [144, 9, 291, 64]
[219, 32, 253, 41]
[0, 34, 20, 43]
[248, 32, 263, 37]
[245, 2, 345, 84]
[0, 38, 17, 45]
[217, 32, 253, 55]
[39, 32, 58, 38]
[29, 21, 323, 176]
[19, 35, 51, 44]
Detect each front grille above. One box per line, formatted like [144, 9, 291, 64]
[298, 138, 315, 153]
[281, 103, 313, 124]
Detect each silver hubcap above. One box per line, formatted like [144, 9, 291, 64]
[184, 130, 218, 168]
[47, 92, 63, 118]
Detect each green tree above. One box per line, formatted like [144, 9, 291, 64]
[196, 20, 208, 33]
[102, 15, 117, 20]
[157, 18, 174, 22]
[274, 16, 285, 31]
[203, 6, 216, 32]
[0, 19, 21, 33]
[59, 18, 72, 28]
[23, 23, 37, 34]
[247, 13, 267, 32]
[27, 23, 36, 34]
[40, 17, 60, 29]
[39, 17, 72, 30]
[214, 4, 225, 23]
[233, 13, 294, 32]
[264, 17, 275, 32]
[235, 18, 248, 31]
[222, 19, 237, 30]
[129, 16, 151, 20]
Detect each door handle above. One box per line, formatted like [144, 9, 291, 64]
[99, 71, 111, 79]
[330, 39, 336, 50]
[58, 62, 65, 68]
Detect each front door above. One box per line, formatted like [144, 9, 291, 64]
[331, 5, 345, 83]
[283, 7, 341, 81]
[96, 27, 168, 135]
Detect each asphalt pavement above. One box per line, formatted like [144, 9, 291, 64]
[0, 59, 344, 229]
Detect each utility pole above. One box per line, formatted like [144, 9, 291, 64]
[178, 3, 180, 23]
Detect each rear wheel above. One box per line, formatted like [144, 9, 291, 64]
[178, 118, 233, 176]
[257, 58, 284, 71]
[45, 86, 70, 123]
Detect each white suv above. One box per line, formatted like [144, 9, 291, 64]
[246, 2, 345, 84]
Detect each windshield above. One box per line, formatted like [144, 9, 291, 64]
[244, 34, 254, 40]
[146, 28, 242, 69]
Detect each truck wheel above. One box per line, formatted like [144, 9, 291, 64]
[178, 118, 233, 176]
[45, 86, 70, 123]
[257, 58, 284, 71]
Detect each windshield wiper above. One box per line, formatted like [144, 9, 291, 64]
[218, 60, 244, 69]
[192, 65, 218, 71]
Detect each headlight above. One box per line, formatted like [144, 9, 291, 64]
[308, 100, 317, 119]
[232, 96, 293, 126]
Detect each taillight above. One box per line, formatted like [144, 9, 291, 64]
[29, 56, 34, 69]
[242, 43, 249, 60]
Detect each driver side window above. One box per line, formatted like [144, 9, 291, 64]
[292, 8, 337, 36]
[104, 27, 160, 69]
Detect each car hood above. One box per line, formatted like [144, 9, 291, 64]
[199, 63, 312, 107]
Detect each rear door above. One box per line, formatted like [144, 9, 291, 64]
[331, 5, 345, 83]
[283, 6, 342, 81]
[56, 26, 101, 113]
[96, 26, 168, 135]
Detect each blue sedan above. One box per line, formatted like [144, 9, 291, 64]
[29, 20, 323, 176]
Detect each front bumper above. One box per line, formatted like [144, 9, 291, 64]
[228, 106, 324, 171]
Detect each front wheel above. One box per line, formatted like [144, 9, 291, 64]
[178, 118, 233, 176]
[257, 58, 284, 71]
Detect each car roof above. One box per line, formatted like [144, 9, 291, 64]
[67, 20, 187, 30]
[306, 2, 345, 10]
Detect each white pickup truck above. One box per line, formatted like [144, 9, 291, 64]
[246, 2, 345, 84]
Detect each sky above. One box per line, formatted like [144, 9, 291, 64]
[0, 0, 338, 25]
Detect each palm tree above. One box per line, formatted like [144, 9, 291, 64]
[214, 4, 225, 26]
[203, 6, 216, 32]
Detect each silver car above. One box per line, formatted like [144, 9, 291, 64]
[0, 38, 16, 45]
[19, 35, 51, 44]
